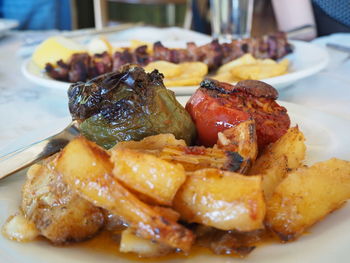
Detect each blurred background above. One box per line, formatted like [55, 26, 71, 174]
[0, 0, 349, 39]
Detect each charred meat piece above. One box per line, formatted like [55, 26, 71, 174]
[68, 53, 91, 82]
[191, 40, 224, 70]
[112, 49, 133, 71]
[134, 45, 152, 66]
[186, 79, 290, 150]
[21, 155, 104, 244]
[45, 60, 69, 81]
[153, 41, 191, 64]
[90, 51, 113, 78]
[68, 65, 196, 149]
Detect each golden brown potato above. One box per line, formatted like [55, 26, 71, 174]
[217, 119, 258, 174]
[56, 137, 194, 252]
[266, 158, 350, 241]
[2, 213, 39, 242]
[152, 206, 180, 222]
[158, 145, 243, 172]
[110, 148, 186, 206]
[260, 155, 288, 199]
[112, 133, 186, 152]
[249, 126, 306, 174]
[120, 228, 173, 257]
[173, 168, 265, 231]
[22, 157, 104, 244]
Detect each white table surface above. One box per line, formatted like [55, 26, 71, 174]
[0, 28, 349, 156]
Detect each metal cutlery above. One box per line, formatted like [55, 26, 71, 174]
[0, 121, 79, 180]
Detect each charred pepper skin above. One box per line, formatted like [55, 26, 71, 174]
[68, 65, 197, 149]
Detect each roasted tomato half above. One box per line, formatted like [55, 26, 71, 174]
[186, 79, 290, 150]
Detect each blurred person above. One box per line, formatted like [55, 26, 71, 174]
[272, 0, 350, 40]
[0, 0, 72, 30]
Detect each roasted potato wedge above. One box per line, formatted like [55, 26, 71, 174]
[174, 168, 265, 231]
[158, 145, 243, 172]
[110, 148, 186, 206]
[266, 158, 350, 241]
[111, 133, 186, 152]
[249, 126, 306, 174]
[3, 213, 39, 242]
[217, 119, 258, 174]
[56, 136, 194, 252]
[260, 155, 288, 199]
[120, 228, 173, 257]
[152, 207, 180, 222]
[22, 157, 104, 244]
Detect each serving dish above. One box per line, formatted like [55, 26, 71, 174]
[21, 40, 329, 96]
[1, 98, 349, 263]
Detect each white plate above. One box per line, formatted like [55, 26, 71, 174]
[21, 40, 329, 96]
[1, 100, 350, 263]
[0, 19, 18, 38]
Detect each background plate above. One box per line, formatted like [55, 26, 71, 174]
[21, 40, 328, 96]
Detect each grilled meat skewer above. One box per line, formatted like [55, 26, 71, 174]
[46, 32, 292, 83]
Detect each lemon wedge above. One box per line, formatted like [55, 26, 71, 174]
[32, 36, 86, 69]
[87, 36, 113, 55]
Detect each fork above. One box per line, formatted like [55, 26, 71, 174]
[0, 121, 80, 180]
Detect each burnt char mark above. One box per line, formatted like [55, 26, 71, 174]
[199, 79, 233, 94]
[275, 232, 296, 242]
[224, 151, 244, 172]
[232, 246, 256, 257]
[264, 221, 296, 242]
[200, 78, 278, 99]
[160, 216, 170, 226]
[235, 80, 278, 99]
